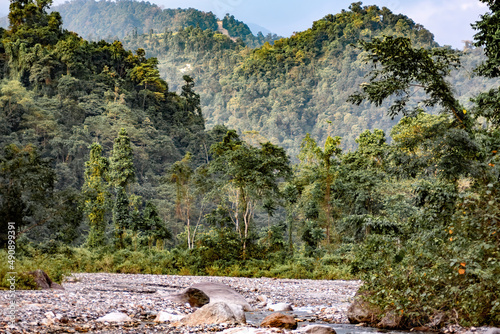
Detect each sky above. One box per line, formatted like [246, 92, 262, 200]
[0, 0, 489, 49]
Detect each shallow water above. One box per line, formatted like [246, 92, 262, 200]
[245, 308, 428, 334]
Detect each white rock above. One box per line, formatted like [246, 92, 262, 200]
[96, 311, 132, 322]
[294, 324, 337, 334]
[44, 311, 55, 319]
[41, 318, 54, 326]
[154, 311, 184, 322]
[268, 302, 293, 311]
[221, 327, 284, 333]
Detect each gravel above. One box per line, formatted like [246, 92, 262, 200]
[0, 273, 362, 333]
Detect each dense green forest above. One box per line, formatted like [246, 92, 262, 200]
[1, 0, 499, 329]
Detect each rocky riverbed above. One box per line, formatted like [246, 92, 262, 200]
[0, 273, 362, 333]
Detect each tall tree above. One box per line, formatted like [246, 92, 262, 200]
[169, 152, 195, 249]
[82, 143, 109, 248]
[109, 128, 135, 248]
[210, 130, 292, 250]
[297, 134, 342, 243]
[141, 201, 171, 249]
[472, 0, 500, 127]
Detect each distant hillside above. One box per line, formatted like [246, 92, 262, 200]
[38, 0, 279, 47]
[0, 0, 281, 46]
[121, 3, 498, 156]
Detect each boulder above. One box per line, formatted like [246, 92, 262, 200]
[180, 302, 246, 326]
[347, 298, 381, 324]
[170, 282, 253, 311]
[268, 302, 293, 312]
[295, 325, 337, 334]
[96, 312, 132, 322]
[172, 287, 210, 307]
[154, 311, 184, 322]
[260, 312, 297, 330]
[26, 269, 65, 290]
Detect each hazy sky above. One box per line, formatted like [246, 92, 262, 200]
[0, 0, 489, 49]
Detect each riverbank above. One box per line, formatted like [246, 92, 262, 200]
[0, 273, 362, 333]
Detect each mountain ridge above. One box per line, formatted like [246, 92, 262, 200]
[119, 2, 498, 156]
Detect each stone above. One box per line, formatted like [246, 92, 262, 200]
[44, 311, 55, 319]
[170, 282, 253, 311]
[295, 325, 337, 334]
[154, 311, 184, 322]
[377, 310, 402, 329]
[268, 302, 293, 312]
[257, 295, 269, 307]
[221, 328, 284, 333]
[96, 312, 133, 322]
[180, 302, 246, 326]
[260, 312, 297, 330]
[177, 287, 210, 307]
[26, 269, 65, 290]
[346, 298, 381, 324]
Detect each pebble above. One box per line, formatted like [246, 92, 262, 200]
[0, 273, 362, 333]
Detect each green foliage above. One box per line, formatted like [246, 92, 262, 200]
[0, 144, 55, 246]
[344, 6, 500, 325]
[473, 1, 500, 78]
[110, 128, 135, 188]
[348, 36, 464, 122]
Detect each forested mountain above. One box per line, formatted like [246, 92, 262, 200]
[4, 1, 494, 156]
[0, 0, 281, 47]
[120, 2, 498, 156]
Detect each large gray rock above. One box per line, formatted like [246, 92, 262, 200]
[260, 312, 297, 330]
[26, 269, 65, 290]
[180, 302, 246, 326]
[170, 287, 210, 307]
[170, 282, 253, 311]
